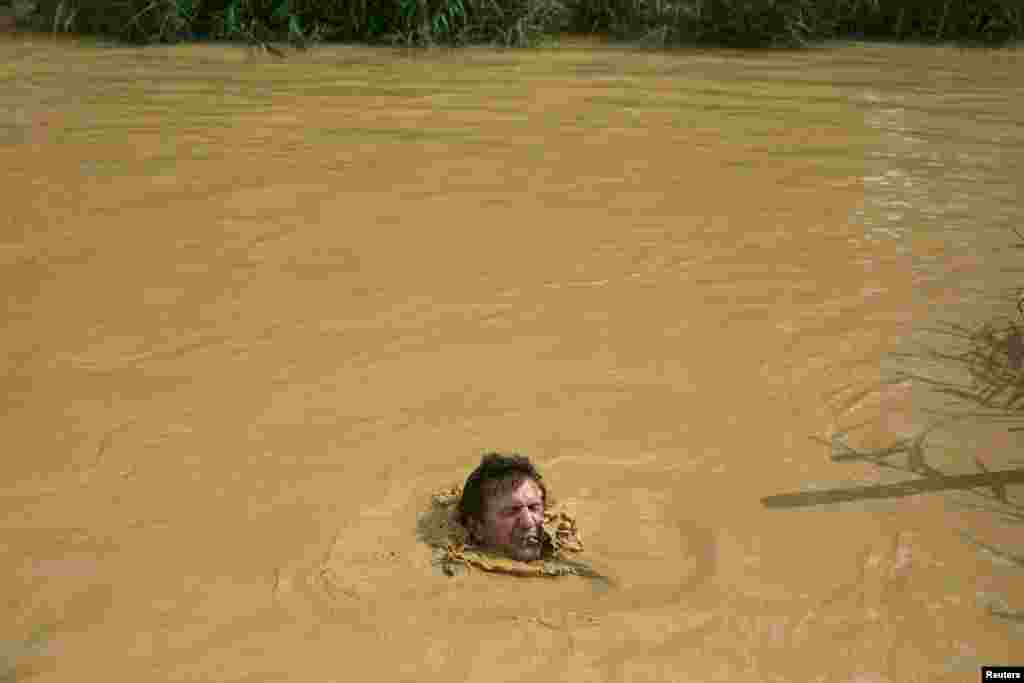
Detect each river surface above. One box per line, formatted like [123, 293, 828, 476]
[2, 35, 1023, 682]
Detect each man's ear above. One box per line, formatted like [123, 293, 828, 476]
[465, 517, 482, 544]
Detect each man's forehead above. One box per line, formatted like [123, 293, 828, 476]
[484, 476, 543, 503]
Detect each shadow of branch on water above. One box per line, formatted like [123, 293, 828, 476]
[763, 228, 1024, 636]
[760, 465, 1024, 510]
[765, 223, 1024, 514]
[958, 530, 1024, 570]
[0, 622, 55, 683]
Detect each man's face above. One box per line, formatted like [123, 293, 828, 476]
[470, 477, 545, 562]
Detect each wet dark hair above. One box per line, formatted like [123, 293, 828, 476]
[457, 452, 547, 529]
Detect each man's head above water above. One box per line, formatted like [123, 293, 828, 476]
[457, 452, 548, 562]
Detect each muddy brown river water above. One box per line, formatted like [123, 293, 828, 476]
[2, 35, 1023, 682]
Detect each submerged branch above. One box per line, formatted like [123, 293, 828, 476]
[761, 468, 1024, 509]
[958, 530, 1024, 569]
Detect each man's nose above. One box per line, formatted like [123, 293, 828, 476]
[518, 507, 540, 526]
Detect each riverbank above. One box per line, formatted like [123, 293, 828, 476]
[2, 26, 1021, 58]
[3, 0, 1023, 49]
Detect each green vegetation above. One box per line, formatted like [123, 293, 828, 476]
[10, 0, 1024, 49]
[580, 0, 1023, 47]
[21, 0, 570, 48]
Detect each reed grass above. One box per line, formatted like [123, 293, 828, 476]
[18, 0, 1024, 48]
[25, 0, 569, 47]
[559, 0, 1024, 47]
